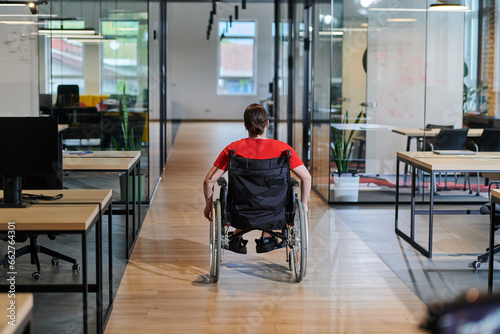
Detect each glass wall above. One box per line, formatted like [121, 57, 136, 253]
[36, 0, 163, 203]
[310, 2, 332, 200]
[305, 0, 496, 204]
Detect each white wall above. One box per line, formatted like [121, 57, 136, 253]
[167, 2, 274, 120]
[0, 7, 39, 117]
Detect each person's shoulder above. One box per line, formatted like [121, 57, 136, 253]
[268, 139, 294, 150]
[225, 138, 247, 149]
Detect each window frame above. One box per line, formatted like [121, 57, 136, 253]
[217, 19, 257, 96]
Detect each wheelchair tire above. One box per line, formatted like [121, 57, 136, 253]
[209, 199, 222, 283]
[292, 198, 307, 282]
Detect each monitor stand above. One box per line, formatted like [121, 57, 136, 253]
[0, 176, 33, 208]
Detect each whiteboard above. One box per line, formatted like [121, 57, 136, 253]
[0, 7, 39, 117]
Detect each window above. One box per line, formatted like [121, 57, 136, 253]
[101, 19, 142, 95]
[218, 21, 256, 95]
[45, 20, 85, 93]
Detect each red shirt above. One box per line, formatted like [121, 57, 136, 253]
[214, 138, 304, 171]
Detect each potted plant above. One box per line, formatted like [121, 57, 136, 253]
[113, 90, 145, 202]
[330, 110, 363, 202]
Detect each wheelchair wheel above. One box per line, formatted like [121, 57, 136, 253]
[209, 199, 222, 283]
[291, 198, 307, 282]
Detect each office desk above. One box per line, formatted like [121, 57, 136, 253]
[489, 189, 500, 294]
[0, 293, 33, 334]
[395, 151, 500, 258]
[0, 189, 112, 334]
[63, 151, 141, 259]
[393, 128, 483, 151]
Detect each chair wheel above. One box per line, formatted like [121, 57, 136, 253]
[32, 272, 41, 280]
[472, 260, 481, 269]
[288, 250, 293, 271]
[72, 264, 81, 273]
[51, 257, 60, 266]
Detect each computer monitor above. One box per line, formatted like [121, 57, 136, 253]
[0, 117, 62, 208]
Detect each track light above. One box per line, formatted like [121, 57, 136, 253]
[242, 0, 246, 10]
[0, 1, 47, 15]
[235, 6, 239, 20]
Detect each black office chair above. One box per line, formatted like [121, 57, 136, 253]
[419, 124, 454, 151]
[470, 181, 500, 269]
[426, 128, 469, 192]
[55, 84, 80, 108]
[0, 177, 80, 281]
[470, 128, 500, 195]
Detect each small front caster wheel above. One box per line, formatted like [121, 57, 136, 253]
[72, 264, 81, 273]
[32, 272, 41, 280]
[51, 257, 60, 266]
[472, 261, 481, 269]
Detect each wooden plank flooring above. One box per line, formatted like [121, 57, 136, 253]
[105, 122, 427, 333]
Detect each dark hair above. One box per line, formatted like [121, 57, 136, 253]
[244, 103, 268, 136]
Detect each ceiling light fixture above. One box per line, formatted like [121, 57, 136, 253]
[386, 18, 417, 22]
[0, 1, 48, 15]
[429, 1, 469, 11]
[38, 28, 96, 35]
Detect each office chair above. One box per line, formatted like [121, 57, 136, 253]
[417, 124, 454, 152]
[470, 181, 500, 269]
[55, 84, 80, 108]
[426, 128, 469, 192]
[470, 128, 500, 195]
[0, 171, 80, 281]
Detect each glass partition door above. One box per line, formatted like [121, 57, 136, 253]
[310, 3, 332, 200]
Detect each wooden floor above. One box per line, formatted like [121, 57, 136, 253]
[105, 122, 427, 334]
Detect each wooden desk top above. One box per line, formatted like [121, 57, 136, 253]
[492, 189, 500, 203]
[393, 128, 483, 137]
[63, 151, 140, 171]
[398, 151, 500, 160]
[397, 151, 500, 172]
[58, 124, 69, 132]
[0, 293, 33, 334]
[0, 189, 112, 231]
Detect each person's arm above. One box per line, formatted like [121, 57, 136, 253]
[203, 165, 225, 221]
[292, 164, 312, 212]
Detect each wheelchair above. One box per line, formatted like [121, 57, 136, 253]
[209, 150, 308, 283]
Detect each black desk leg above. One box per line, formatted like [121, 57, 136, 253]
[428, 172, 434, 258]
[96, 207, 103, 333]
[125, 169, 130, 259]
[488, 201, 495, 295]
[132, 164, 137, 238]
[138, 160, 141, 230]
[395, 159, 400, 230]
[108, 204, 113, 308]
[410, 162, 416, 240]
[82, 232, 88, 334]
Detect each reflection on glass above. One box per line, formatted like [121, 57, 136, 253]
[217, 21, 256, 95]
[311, 3, 331, 201]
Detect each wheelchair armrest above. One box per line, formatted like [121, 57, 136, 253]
[290, 177, 299, 187]
[217, 177, 227, 188]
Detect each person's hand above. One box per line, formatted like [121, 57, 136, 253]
[204, 201, 212, 221]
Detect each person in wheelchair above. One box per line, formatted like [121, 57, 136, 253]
[203, 103, 311, 254]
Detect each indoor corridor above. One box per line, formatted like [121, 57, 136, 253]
[104, 122, 426, 333]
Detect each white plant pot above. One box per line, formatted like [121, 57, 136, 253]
[331, 173, 360, 202]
